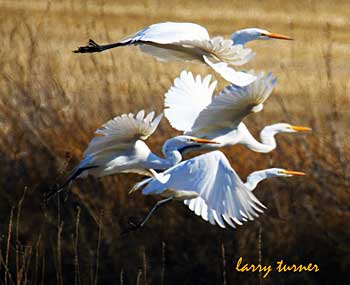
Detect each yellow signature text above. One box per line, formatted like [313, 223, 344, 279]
[235, 257, 319, 279]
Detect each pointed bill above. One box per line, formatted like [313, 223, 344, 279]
[282, 170, 306, 176]
[264, 32, 293, 40]
[290, 125, 312, 132]
[190, 137, 219, 144]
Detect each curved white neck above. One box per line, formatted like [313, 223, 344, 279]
[238, 124, 277, 153]
[135, 140, 175, 170]
[164, 149, 182, 166]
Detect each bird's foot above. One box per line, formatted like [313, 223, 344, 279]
[120, 218, 143, 236]
[44, 185, 68, 203]
[73, 39, 103, 53]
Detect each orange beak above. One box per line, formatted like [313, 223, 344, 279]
[281, 170, 306, 176]
[290, 125, 312, 132]
[264, 32, 293, 40]
[191, 138, 219, 144]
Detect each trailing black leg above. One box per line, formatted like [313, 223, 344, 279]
[73, 39, 130, 53]
[123, 197, 174, 234]
[45, 165, 98, 202]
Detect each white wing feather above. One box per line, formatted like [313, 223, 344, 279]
[198, 38, 255, 66]
[83, 110, 163, 157]
[141, 151, 266, 228]
[188, 71, 277, 136]
[203, 56, 256, 87]
[164, 70, 217, 132]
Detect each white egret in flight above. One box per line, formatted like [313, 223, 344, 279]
[128, 151, 305, 230]
[50, 110, 217, 198]
[74, 22, 276, 86]
[164, 70, 311, 155]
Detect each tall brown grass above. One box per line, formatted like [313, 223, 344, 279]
[0, 0, 349, 284]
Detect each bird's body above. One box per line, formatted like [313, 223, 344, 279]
[74, 22, 257, 86]
[164, 70, 311, 155]
[74, 22, 292, 85]
[54, 110, 218, 195]
[133, 150, 305, 228]
[77, 140, 171, 178]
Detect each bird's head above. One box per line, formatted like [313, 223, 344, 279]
[162, 135, 219, 156]
[231, 28, 293, 45]
[266, 123, 312, 134]
[266, 168, 306, 178]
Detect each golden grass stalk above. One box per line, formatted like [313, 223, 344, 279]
[74, 207, 81, 285]
[5, 207, 14, 285]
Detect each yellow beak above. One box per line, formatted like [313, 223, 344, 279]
[290, 125, 312, 132]
[191, 138, 219, 144]
[264, 32, 293, 40]
[281, 170, 306, 176]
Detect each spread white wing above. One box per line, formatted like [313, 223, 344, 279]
[141, 151, 266, 228]
[164, 70, 217, 132]
[83, 110, 163, 157]
[188, 71, 277, 136]
[119, 22, 210, 45]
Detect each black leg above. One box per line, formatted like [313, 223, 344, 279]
[73, 40, 126, 53]
[123, 197, 173, 234]
[45, 165, 98, 202]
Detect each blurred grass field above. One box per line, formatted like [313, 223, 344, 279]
[0, 0, 349, 284]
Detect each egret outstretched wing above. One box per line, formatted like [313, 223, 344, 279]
[141, 151, 266, 228]
[164, 70, 217, 132]
[119, 22, 211, 45]
[164, 70, 277, 136]
[188, 71, 277, 135]
[83, 110, 163, 157]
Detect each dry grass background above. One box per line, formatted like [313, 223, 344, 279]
[0, 0, 349, 284]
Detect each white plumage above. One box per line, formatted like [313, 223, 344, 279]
[74, 22, 257, 86]
[83, 110, 162, 158]
[53, 110, 219, 195]
[165, 70, 276, 136]
[140, 151, 266, 228]
[164, 70, 310, 154]
[135, 151, 305, 228]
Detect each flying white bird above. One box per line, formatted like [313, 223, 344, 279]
[50, 110, 217, 198]
[164, 70, 311, 155]
[73, 22, 291, 86]
[128, 151, 305, 229]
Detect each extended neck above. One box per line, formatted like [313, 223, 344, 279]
[238, 124, 276, 153]
[244, 170, 272, 191]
